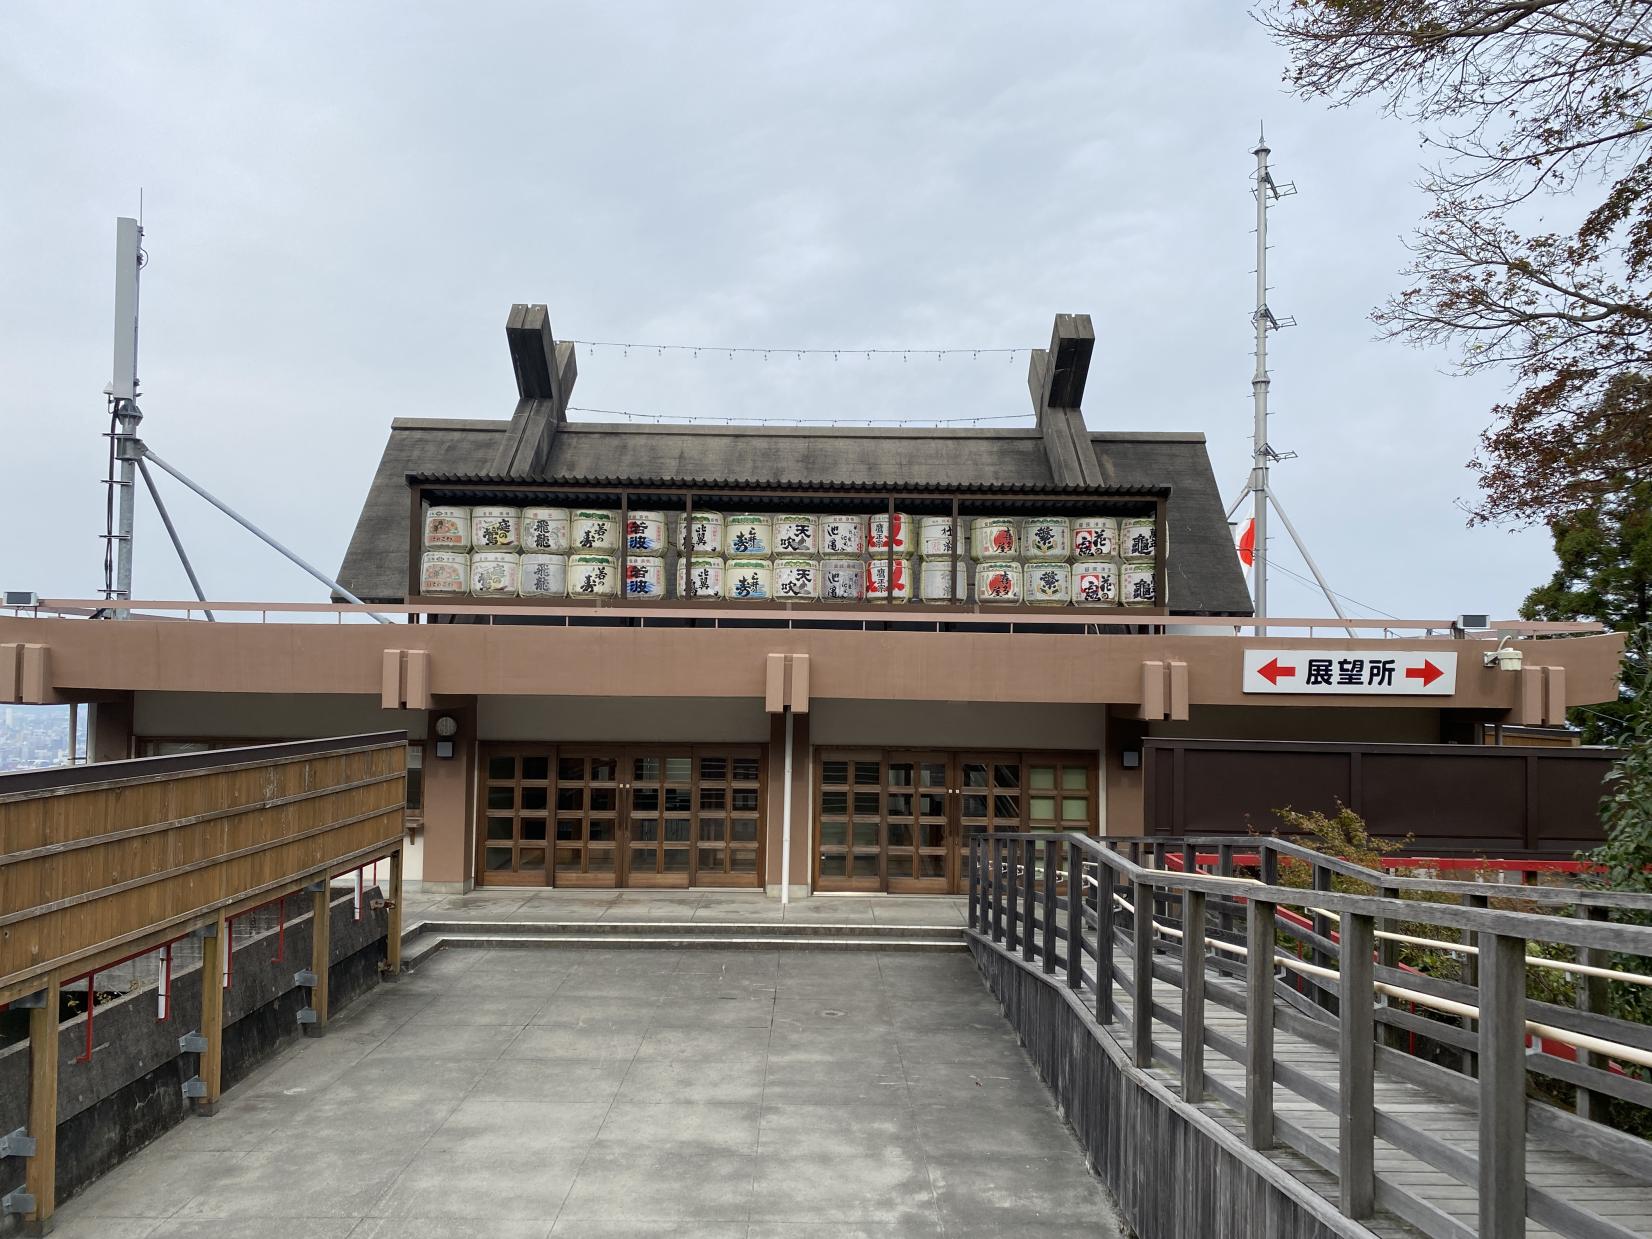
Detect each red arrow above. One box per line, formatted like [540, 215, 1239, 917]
[1406, 659, 1444, 687]
[1258, 657, 1297, 685]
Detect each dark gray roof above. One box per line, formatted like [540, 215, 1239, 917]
[337, 419, 1253, 614]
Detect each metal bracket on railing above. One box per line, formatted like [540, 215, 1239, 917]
[297, 1008, 318, 1025]
[178, 1032, 208, 1054]
[2, 1188, 36, 1216]
[181, 1077, 207, 1100]
[0, 1128, 36, 1159]
[192, 922, 217, 939]
[304, 881, 327, 894]
[294, 969, 318, 987]
[9, 990, 47, 1010]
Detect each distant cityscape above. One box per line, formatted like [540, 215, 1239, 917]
[0, 705, 87, 772]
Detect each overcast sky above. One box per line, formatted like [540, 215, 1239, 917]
[0, 4, 1554, 621]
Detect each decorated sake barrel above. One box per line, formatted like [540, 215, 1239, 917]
[423, 506, 471, 550]
[624, 510, 667, 553]
[975, 560, 1023, 603]
[1122, 561, 1157, 606]
[867, 511, 914, 554]
[919, 557, 968, 602]
[820, 558, 864, 600]
[470, 551, 520, 597]
[519, 553, 567, 598]
[1072, 517, 1119, 560]
[724, 514, 773, 557]
[624, 554, 665, 599]
[675, 555, 725, 599]
[774, 557, 820, 600]
[1071, 560, 1119, 607]
[1022, 516, 1072, 561]
[572, 510, 619, 552]
[420, 551, 469, 596]
[726, 558, 773, 600]
[919, 516, 958, 557]
[471, 506, 521, 551]
[865, 556, 913, 602]
[772, 514, 819, 556]
[819, 515, 865, 555]
[569, 554, 617, 597]
[1024, 561, 1072, 605]
[1120, 517, 1157, 561]
[970, 517, 1018, 559]
[674, 511, 724, 555]
[521, 507, 570, 552]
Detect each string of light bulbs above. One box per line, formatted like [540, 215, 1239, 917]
[568, 339, 1025, 362]
[566, 405, 1034, 428]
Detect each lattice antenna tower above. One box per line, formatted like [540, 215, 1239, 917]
[1249, 127, 1295, 629]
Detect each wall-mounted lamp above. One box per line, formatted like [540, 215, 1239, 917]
[1121, 750, 1141, 770]
[1482, 637, 1524, 673]
[433, 714, 458, 759]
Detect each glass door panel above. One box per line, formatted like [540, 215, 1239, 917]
[816, 753, 883, 891]
[693, 750, 764, 887]
[548, 749, 622, 888]
[476, 747, 556, 886]
[887, 753, 950, 894]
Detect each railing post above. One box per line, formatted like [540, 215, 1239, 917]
[968, 835, 982, 932]
[309, 881, 332, 1036]
[1246, 896, 1276, 1149]
[1042, 838, 1058, 975]
[196, 913, 227, 1115]
[385, 849, 404, 981]
[1132, 879, 1154, 1067]
[1462, 891, 1487, 1077]
[1066, 840, 1084, 992]
[1478, 930, 1528, 1239]
[1375, 882, 1401, 1049]
[1097, 861, 1116, 1024]
[1181, 888, 1206, 1104]
[1217, 843, 1235, 940]
[1577, 904, 1611, 1121]
[23, 976, 60, 1234]
[1338, 912, 1375, 1219]
[1005, 839, 1020, 954]
[1022, 839, 1037, 964]
[1311, 862, 1336, 1013]
[992, 838, 1005, 944]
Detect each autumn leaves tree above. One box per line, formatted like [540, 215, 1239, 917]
[1260, 1, 1652, 525]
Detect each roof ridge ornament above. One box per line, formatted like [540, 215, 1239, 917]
[1027, 314, 1104, 487]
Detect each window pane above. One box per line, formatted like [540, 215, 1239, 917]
[852, 822, 879, 848]
[632, 847, 658, 870]
[700, 788, 726, 811]
[822, 791, 847, 815]
[522, 786, 548, 811]
[730, 850, 757, 873]
[557, 787, 585, 811]
[634, 819, 659, 842]
[591, 788, 616, 812]
[730, 818, 758, 842]
[963, 763, 989, 788]
[633, 787, 660, 812]
[854, 762, 880, 785]
[487, 786, 515, 810]
[820, 854, 847, 877]
[993, 795, 1020, 820]
[993, 764, 1021, 788]
[554, 845, 582, 867]
[920, 763, 947, 787]
[665, 788, 692, 813]
[1030, 796, 1057, 821]
[962, 795, 988, 819]
[822, 761, 848, 785]
[1061, 797, 1089, 822]
[732, 757, 760, 782]
[488, 756, 516, 781]
[1029, 766, 1056, 789]
[559, 757, 584, 781]
[886, 794, 913, 819]
[888, 823, 913, 848]
[589, 821, 615, 842]
[853, 792, 881, 817]
[634, 756, 659, 780]
[732, 789, 759, 812]
[520, 818, 548, 842]
[665, 757, 692, 781]
[486, 817, 513, 841]
[522, 755, 549, 782]
[556, 819, 581, 842]
[664, 818, 691, 843]
[918, 854, 946, 878]
[698, 847, 724, 872]
[1062, 765, 1089, 790]
[820, 820, 848, 847]
[698, 818, 726, 842]
[405, 766, 424, 813]
[587, 847, 615, 872]
[920, 823, 946, 848]
[662, 848, 690, 873]
[887, 763, 914, 787]
[887, 855, 913, 878]
[591, 758, 617, 781]
[920, 793, 947, 817]
[519, 847, 546, 872]
[485, 847, 512, 871]
[700, 756, 727, 781]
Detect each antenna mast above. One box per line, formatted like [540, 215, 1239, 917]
[1250, 129, 1295, 633]
[101, 216, 144, 617]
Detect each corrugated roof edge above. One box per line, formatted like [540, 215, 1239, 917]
[404, 472, 1171, 496]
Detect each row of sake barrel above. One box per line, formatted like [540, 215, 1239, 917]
[424, 506, 1159, 563]
[421, 549, 1155, 604]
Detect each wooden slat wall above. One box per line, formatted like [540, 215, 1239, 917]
[0, 734, 406, 1007]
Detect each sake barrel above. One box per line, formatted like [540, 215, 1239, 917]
[419, 551, 469, 596]
[819, 558, 864, 600]
[423, 505, 471, 550]
[975, 560, 1023, 603]
[674, 511, 724, 554]
[470, 551, 520, 597]
[568, 554, 617, 597]
[519, 553, 567, 598]
[970, 517, 1018, 559]
[1072, 516, 1119, 560]
[772, 514, 819, 556]
[471, 506, 521, 551]
[865, 556, 913, 602]
[726, 558, 773, 600]
[819, 515, 865, 555]
[675, 555, 725, 600]
[572, 510, 619, 552]
[1122, 561, 1157, 606]
[918, 557, 968, 602]
[1120, 517, 1157, 561]
[919, 516, 958, 557]
[1071, 559, 1119, 607]
[867, 511, 913, 554]
[624, 510, 667, 553]
[521, 507, 570, 552]
[624, 554, 666, 599]
[774, 557, 820, 600]
[724, 514, 773, 557]
[1022, 516, 1072, 561]
[1024, 561, 1072, 605]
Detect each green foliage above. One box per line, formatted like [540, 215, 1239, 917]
[1272, 802, 1407, 892]
[1521, 484, 1652, 743]
[1590, 632, 1652, 885]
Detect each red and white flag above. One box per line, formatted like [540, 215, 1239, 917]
[1236, 517, 1255, 568]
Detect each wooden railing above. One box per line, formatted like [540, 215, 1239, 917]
[969, 831, 1652, 1239]
[0, 734, 408, 1232]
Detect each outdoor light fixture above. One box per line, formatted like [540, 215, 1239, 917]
[1483, 637, 1524, 673]
[433, 714, 458, 759]
[1122, 750, 1141, 769]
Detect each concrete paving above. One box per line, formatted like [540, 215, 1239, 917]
[47, 946, 1125, 1238]
[402, 888, 972, 930]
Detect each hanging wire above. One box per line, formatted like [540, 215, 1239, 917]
[566, 405, 1034, 428]
[1271, 560, 1403, 621]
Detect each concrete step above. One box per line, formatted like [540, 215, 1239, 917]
[411, 919, 961, 939]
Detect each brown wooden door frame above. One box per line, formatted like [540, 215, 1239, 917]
[473, 743, 555, 887]
[814, 749, 886, 892]
[883, 750, 952, 895]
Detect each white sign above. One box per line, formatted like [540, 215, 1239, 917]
[1242, 649, 1457, 696]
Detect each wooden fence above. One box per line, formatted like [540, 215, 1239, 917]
[969, 830, 1652, 1239]
[0, 733, 407, 1233]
